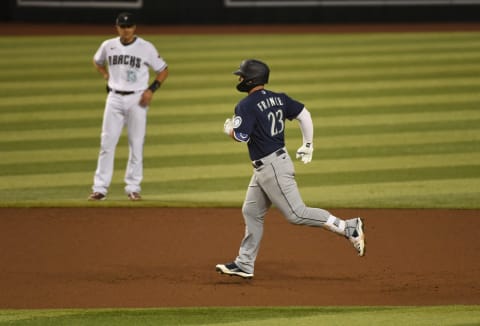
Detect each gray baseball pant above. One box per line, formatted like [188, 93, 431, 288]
[234, 149, 357, 274]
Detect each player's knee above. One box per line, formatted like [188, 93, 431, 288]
[282, 205, 308, 225]
[99, 147, 114, 154]
[285, 214, 303, 225]
[242, 202, 255, 218]
[242, 202, 265, 221]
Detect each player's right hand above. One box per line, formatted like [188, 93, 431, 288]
[296, 143, 313, 164]
[223, 118, 233, 136]
[140, 90, 153, 107]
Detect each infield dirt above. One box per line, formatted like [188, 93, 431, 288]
[0, 207, 479, 308]
[1, 22, 479, 308]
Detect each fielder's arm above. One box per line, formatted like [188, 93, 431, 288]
[140, 67, 169, 107]
[93, 59, 109, 81]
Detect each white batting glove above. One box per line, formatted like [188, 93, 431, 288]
[223, 118, 234, 136]
[296, 143, 313, 164]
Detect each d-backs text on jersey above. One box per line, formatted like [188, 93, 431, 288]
[108, 55, 141, 68]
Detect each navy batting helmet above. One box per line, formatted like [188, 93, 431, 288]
[233, 59, 270, 92]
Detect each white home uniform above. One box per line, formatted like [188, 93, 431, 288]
[91, 36, 167, 196]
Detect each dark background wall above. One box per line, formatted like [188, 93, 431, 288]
[4, 0, 480, 24]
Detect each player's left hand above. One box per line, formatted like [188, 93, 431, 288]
[296, 143, 313, 164]
[140, 90, 153, 107]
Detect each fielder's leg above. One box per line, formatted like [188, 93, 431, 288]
[92, 94, 125, 195]
[124, 96, 147, 196]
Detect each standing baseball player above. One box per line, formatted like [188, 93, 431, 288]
[88, 12, 168, 201]
[216, 59, 365, 279]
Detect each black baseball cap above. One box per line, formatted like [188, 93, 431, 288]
[116, 12, 135, 27]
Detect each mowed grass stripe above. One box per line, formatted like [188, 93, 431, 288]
[144, 32, 480, 49]
[0, 35, 480, 67]
[315, 101, 479, 117]
[0, 92, 478, 127]
[0, 86, 480, 126]
[3, 63, 480, 93]
[2, 164, 478, 195]
[1, 91, 478, 114]
[2, 33, 478, 64]
[162, 53, 480, 74]
[6, 179, 476, 208]
[1, 46, 479, 72]
[298, 178, 480, 209]
[2, 70, 479, 107]
[0, 80, 475, 106]
[2, 139, 478, 176]
[3, 74, 480, 100]
[125, 179, 480, 209]
[132, 165, 480, 195]
[141, 165, 480, 195]
[1, 118, 479, 151]
[0, 148, 480, 181]
[2, 57, 480, 84]
[3, 116, 478, 143]
[3, 100, 479, 129]
[166, 32, 480, 49]
[1, 119, 479, 151]
[1, 92, 479, 117]
[2, 32, 479, 59]
[167, 38, 480, 59]
[2, 43, 479, 79]
[3, 127, 477, 164]
[164, 32, 480, 57]
[2, 142, 241, 164]
[1, 77, 478, 105]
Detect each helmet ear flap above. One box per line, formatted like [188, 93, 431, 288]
[236, 78, 254, 92]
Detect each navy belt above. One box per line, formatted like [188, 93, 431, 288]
[252, 148, 286, 169]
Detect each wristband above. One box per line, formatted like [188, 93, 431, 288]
[148, 80, 161, 93]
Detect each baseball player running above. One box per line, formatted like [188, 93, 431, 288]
[216, 59, 365, 279]
[88, 12, 168, 201]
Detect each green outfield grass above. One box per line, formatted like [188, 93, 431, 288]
[1, 32, 480, 208]
[0, 306, 479, 325]
[1, 30, 480, 326]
